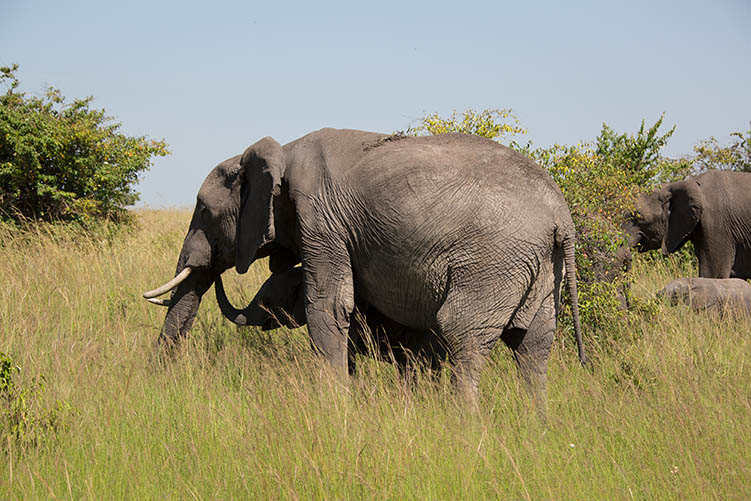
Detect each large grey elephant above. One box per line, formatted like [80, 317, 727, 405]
[623, 170, 751, 278]
[213, 267, 448, 373]
[143, 128, 585, 395]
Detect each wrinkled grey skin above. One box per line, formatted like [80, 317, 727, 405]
[214, 267, 447, 373]
[623, 171, 751, 279]
[155, 128, 584, 396]
[658, 277, 751, 313]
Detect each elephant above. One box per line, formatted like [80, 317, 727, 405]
[658, 277, 751, 313]
[623, 170, 751, 279]
[213, 267, 448, 373]
[143, 128, 585, 397]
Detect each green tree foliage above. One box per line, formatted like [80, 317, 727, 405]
[595, 115, 691, 189]
[538, 116, 690, 273]
[0, 64, 169, 223]
[533, 117, 693, 340]
[693, 124, 751, 173]
[1, 351, 70, 452]
[529, 144, 642, 337]
[533, 144, 636, 275]
[594, 114, 684, 186]
[411, 108, 526, 145]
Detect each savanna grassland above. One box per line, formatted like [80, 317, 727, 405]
[1, 209, 750, 499]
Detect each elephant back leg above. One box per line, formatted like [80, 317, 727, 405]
[501, 253, 557, 411]
[434, 290, 512, 397]
[501, 292, 556, 413]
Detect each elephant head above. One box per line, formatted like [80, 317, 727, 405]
[142, 137, 300, 344]
[622, 178, 706, 256]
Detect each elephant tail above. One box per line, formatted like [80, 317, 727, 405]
[562, 230, 586, 366]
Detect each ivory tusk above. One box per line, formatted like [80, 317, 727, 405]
[142, 267, 192, 299]
[146, 298, 170, 307]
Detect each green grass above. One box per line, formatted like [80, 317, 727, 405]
[1, 210, 749, 499]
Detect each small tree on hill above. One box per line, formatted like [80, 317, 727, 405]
[692, 124, 751, 173]
[0, 64, 169, 223]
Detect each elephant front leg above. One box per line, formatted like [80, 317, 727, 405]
[302, 254, 355, 371]
[697, 235, 735, 278]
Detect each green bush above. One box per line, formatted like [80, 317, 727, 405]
[525, 142, 640, 343]
[692, 123, 751, 173]
[593, 114, 688, 186]
[410, 108, 527, 145]
[1, 352, 70, 453]
[530, 117, 690, 345]
[0, 64, 169, 223]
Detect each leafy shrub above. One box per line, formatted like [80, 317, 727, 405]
[410, 108, 527, 146]
[1, 352, 71, 452]
[524, 143, 637, 341]
[593, 114, 690, 186]
[0, 64, 169, 223]
[530, 117, 689, 344]
[692, 123, 751, 173]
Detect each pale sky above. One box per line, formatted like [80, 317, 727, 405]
[2, 0, 749, 207]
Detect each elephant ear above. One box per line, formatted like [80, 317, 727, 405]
[662, 179, 705, 255]
[235, 137, 286, 274]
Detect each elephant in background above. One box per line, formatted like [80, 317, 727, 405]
[623, 171, 751, 279]
[214, 267, 448, 373]
[143, 128, 585, 397]
[658, 277, 751, 313]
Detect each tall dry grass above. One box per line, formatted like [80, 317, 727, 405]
[0, 210, 749, 499]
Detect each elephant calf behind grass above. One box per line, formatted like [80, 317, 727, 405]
[658, 277, 751, 313]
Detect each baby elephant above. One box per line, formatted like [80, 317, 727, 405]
[658, 277, 751, 313]
[214, 267, 447, 373]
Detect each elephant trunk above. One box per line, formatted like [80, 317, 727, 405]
[158, 266, 214, 344]
[214, 274, 274, 327]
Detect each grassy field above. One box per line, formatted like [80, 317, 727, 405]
[1, 210, 749, 499]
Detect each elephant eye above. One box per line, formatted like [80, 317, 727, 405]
[198, 206, 215, 222]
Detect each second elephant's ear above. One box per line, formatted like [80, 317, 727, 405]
[662, 179, 705, 254]
[236, 136, 286, 274]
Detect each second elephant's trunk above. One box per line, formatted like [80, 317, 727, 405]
[214, 273, 305, 330]
[214, 274, 285, 328]
[215, 274, 258, 326]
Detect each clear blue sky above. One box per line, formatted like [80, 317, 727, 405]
[2, 0, 749, 207]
